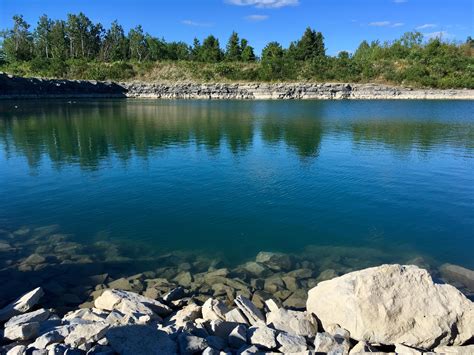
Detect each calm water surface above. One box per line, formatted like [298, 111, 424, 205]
[0, 99, 473, 268]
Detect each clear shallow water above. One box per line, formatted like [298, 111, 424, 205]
[0, 99, 473, 268]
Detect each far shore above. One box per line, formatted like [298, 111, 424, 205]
[1, 73, 474, 100]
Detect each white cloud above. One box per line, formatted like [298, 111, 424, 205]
[424, 31, 452, 40]
[369, 21, 391, 27]
[181, 20, 213, 27]
[416, 23, 437, 30]
[226, 0, 299, 8]
[245, 14, 269, 21]
[368, 21, 404, 28]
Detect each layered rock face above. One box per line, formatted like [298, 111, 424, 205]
[122, 82, 474, 100]
[1, 72, 473, 100]
[306, 264, 474, 349]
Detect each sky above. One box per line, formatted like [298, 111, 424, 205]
[0, 0, 472, 55]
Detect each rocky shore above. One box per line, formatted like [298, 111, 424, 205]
[1, 73, 473, 100]
[0, 264, 473, 355]
[1, 226, 474, 354]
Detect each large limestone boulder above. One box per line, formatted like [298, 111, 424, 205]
[306, 264, 474, 349]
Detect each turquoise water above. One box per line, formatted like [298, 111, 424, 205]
[0, 99, 473, 268]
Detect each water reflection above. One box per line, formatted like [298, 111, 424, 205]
[0, 100, 472, 169]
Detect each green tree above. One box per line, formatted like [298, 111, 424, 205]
[191, 38, 201, 61]
[167, 41, 191, 60]
[261, 41, 284, 61]
[65, 12, 102, 59]
[128, 25, 148, 62]
[146, 35, 167, 61]
[1, 15, 34, 61]
[240, 39, 256, 62]
[200, 35, 223, 62]
[260, 41, 295, 80]
[49, 20, 68, 60]
[225, 31, 241, 61]
[101, 20, 128, 61]
[288, 27, 325, 61]
[34, 14, 53, 59]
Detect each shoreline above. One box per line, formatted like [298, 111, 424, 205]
[1, 225, 473, 354]
[1, 73, 473, 100]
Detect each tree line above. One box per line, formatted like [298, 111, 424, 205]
[1, 13, 473, 88]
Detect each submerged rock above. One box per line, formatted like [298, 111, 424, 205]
[307, 264, 474, 348]
[256, 252, 293, 271]
[440, 263, 474, 291]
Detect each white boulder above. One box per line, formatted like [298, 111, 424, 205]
[307, 264, 474, 348]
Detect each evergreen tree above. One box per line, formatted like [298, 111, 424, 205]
[200, 35, 223, 62]
[2, 15, 34, 61]
[167, 41, 191, 60]
[240, 39, 256, 62]
[225, 31, 241, 61]
[289, 27, 325, 61]
[260, 41, 295, 80]
[35, 14, 53, 59]
[261, 41, 284, 61]
[191, 38, 201, 61]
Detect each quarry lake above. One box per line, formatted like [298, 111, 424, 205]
[0, 99, 473, 271]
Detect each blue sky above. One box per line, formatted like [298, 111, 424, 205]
[1, 0, 472, 55]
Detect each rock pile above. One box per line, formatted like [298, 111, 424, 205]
[1, 264, 473, 354]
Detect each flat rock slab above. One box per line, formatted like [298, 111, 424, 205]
[276, 332, 307, 353]
[5, 308, 50, 327]
[94, 289, 171, 320]
[64, 322, 109, 348]
[0, 287, 44, 321]
[266, 308, 316, 337]
[247, 325, 277, 350]
[234, 295, 265, 325]
[307, 264, 474, 348]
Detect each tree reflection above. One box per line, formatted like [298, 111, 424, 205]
[0, 100, 472, 170]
